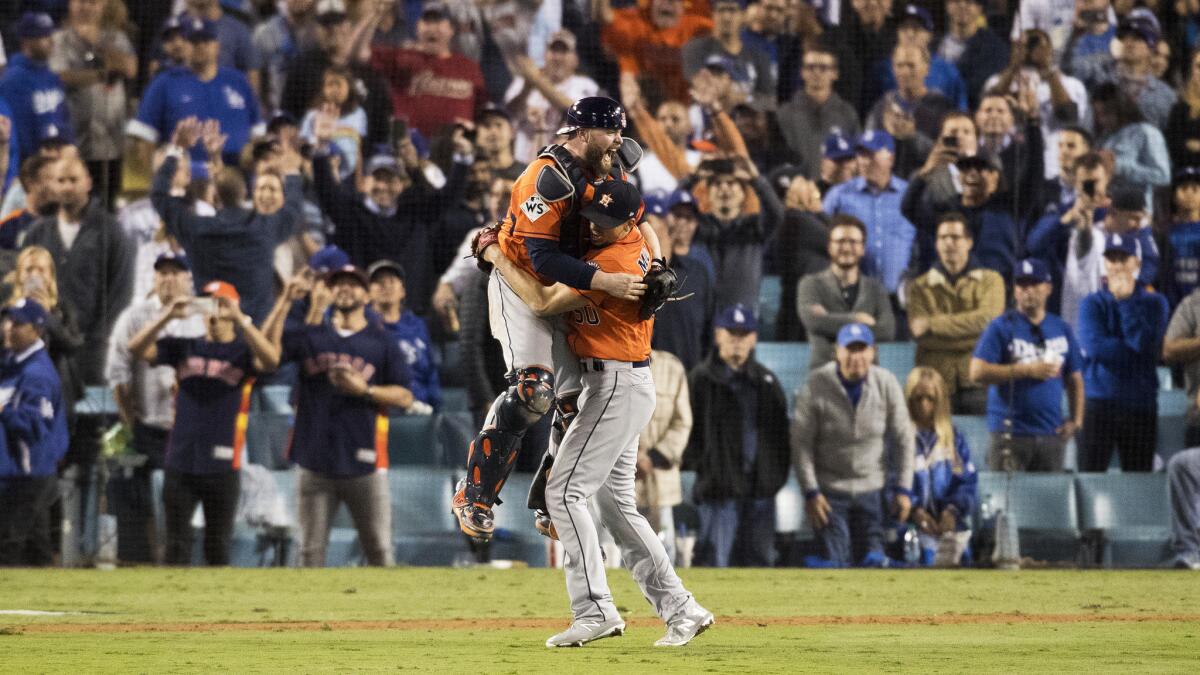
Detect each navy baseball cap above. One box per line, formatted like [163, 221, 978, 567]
[268, 111, 298, 132]
[15, 12, 55, 40]
[703, 54, 746, 82]
[856, 130, 895, 154]
[154, 251, 191, 272]
[823, 131, 855, 160]
[326, 264, 370, 288]
[1110, 186, 1147, 212]
[367, 259, 406, 282]
[161, 15, 184, 38]
[837, 322, 875, 348]
[1175, 166, 1200, 187]
[581, 180, 641, 229]
[900, 4, 934, 32]
[476, 102, 512, 125]
[365, 154, 401, 176]
[666, 188, 697, 213]
[1104, 232, 1139, 258]
[714, 304, 758, 332]
[642, 190, 670, 217]
[956, 149, 1003, 173]
[1117, 16, 1159, 48]
[421, 1, 452, 21]
[181, 16, 218, 42]
[2, 298, 48, 328]
[309, 245, 350, 274]
[1013, 258, 1051, 285]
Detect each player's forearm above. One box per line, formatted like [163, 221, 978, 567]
[525, 238, 597, 290]
[638, 221, 662, 261]
[494, 253, 582, 315]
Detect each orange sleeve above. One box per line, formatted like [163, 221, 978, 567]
[506, 159, 569, 241]
[628, 104, 691, 181]
[709, 111, 761, 214]
[602, 9, 647, 74]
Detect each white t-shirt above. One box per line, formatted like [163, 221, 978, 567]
[984, 68, 1090, 179]
[637, 148, 702, 195]
[58, 218, 82, 251]
[504, 74, 599, 163]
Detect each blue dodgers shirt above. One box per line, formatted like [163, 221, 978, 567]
[0, 97, 20, 192]
[973, 311, 1082, 435]
[1168, 220, 1200, 308]
[155, 337, 256, 474]
[128, 66, 263, 164]
[381, 310, 441, 410]
[282, 319, 410, 477]
[0, 54, 73, 160]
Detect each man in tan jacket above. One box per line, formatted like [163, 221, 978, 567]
[637, 349, 693, 565]
[907, 213, 1004, 414]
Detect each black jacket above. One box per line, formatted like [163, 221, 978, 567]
[683, 353, 790, 501]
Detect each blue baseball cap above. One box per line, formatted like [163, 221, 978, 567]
[900, 4, 934, 32]
[2, 298, 48, 328]
[1175, 166, 1200, 187]
[15, 12, 55, 40]
[1013, 258, 1051, 285]
[365, 153, 401, 176]
[714, 304, 758, 332]
[1104, 231, 1139, 258]
[181, 16, 219, 42]
[666, 188, 697, 213]
[856, 130, 895, 154]
[837, 322, 875, 348]
[309, 245, 350, 273]
[153, 251, 191, 272]
[642, 190, 670, 217]
[823, 131, 855, 161]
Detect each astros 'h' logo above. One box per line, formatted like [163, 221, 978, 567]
[599, 194, 613, 207]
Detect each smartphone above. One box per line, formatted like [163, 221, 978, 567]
[23, 275, 45, 295]
[390, 118, 409, 145]
[942, 135, 958, 149]
[1082, 179, 1097, 198]
[191, 297, 215, 314]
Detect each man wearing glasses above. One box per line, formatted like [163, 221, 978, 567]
[969, 258, 1085, 471]
[777, 44, 861, 180]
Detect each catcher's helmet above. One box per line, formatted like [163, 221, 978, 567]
[556, 96, 627, 135]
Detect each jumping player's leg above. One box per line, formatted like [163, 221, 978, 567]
[454, 270, 557, 539]
[529, 323, 582, 538]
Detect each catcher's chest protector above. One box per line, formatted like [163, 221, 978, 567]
[536, 144, 624, 259]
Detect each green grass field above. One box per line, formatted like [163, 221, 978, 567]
[1, 568, 1198, 673]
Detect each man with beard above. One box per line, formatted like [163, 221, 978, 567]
[0, 13, 73, 162]
[474, 104, 522, 181]
[450, 96, 662, 542]
[0, 155, 59, 250]
[21, 155, 132, 384]
[265, 265, 413, 567]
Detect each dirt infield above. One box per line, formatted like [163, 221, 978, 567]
[8, 612, 1200, 635]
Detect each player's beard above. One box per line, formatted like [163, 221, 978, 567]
[583, 138, 615, 176]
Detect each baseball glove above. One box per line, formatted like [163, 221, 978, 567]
[639, 259, 680, 320]
[471, 222, 501, 273]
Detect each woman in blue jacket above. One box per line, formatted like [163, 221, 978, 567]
[904, 366, 978, 566]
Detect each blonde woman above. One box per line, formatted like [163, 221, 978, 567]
[5, 246, 85, 407]
[904, 366, 977, 567]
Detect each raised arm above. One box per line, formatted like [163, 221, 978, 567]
[483, 244, 587, 316]
[217, 297, 279, 373]
[129, 298, 191, 363]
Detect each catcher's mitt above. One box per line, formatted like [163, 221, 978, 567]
[471, 222, 501, 273]
[639, 259, 681, 320]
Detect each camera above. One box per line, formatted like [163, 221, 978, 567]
[1082, 179, 1097, 198]
[942, 135, 958, 149]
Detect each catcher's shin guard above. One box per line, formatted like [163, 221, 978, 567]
[462, 366, 555, 508]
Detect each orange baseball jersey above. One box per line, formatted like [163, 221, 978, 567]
[566, 226, 653, 363]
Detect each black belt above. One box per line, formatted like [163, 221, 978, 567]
[582, 358, 650, 372]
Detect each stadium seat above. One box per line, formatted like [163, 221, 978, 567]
[975, 472, 1080, 562]
[1157, 389, 1191, 464]
[1074, 473, 1172, 568]
[755, 342, 810, 406]
[258, 385, 294, 414]
[387, 415, 440, 465]
[758, 274, 782, 340]
[75, 385, 117, 417]
[1157, 366, 1173, 391]
[245, 412, 293, 470]
[440, 387, 469, 413]
[438, 340, 464, 387]
[952, 415, 991, 471]
[876, 342, 915, 385]
[679, 470, 697, 505]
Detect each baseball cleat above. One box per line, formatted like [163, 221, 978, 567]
[451, 487, 494, 542]
[654, 607, 714, 647]
[534, 510, 558, 540]
[545, 618, 625, 648]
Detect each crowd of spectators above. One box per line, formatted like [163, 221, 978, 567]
[0, 0, 1199, 570]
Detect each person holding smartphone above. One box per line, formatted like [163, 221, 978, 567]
[128, 280, 280, 566]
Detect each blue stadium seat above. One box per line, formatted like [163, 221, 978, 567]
[1158, 389, 1191, 464]
[876, 342, 915, 385]
[245, 411, 293, 470]
[952, 415, 991, 471]
[441, 387, 470, 413]
[387, 415, 440, 465]
[976, 472, 1079, 562]
[680, 470, 697, 505]
[75, 385, 117, 417]
[1158, 366, 1173, 391]
[1075, 473, 1171, 568]
[758, 275, 782, 340]
[755, 342, 810, 406]
[259, 385, 294, 414]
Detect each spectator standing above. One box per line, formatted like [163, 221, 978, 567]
[0, 299, 69, 567]
[252, 0, 319, 112]
[776, 44, 861, 181]
[129, 281, 278, 565]
[828, 0, 897, 116]
[354, 1, 486, 138]
[1167, 49, 1200, 172]
[813, 132, 860, 195]
[865, 44, 956, 142]
[938, 0, 1008, 109]
[504, 29, 598, 164]
[1037, 124, 1092, 219]
[797, 214, 895, 369]
[151, 119, 301, 325]
[975, 92, 1045, 224]
[1073, 15, 1176, 129]
[1166, 168, 1200, 309]
[368, 259, 440, 412]
[597, 0, 714, 104]
[874, 5, 968, 111]
[636, 348, 693, 565]
[823, 130, 915, 301]
[1076, 233, 1170, 472]
[684, 305, 790, 567]
[970, 258, 1085, 472]
[474, 104, 522, 181]
[1166, 448, 1200, 569]
[48, 0, 137, 209]
[774, 170, 834, 341]
[0, 13, 74, 162]
[298, 66, 367, 180]
[649, 192, 716, 370]
[1062, 0, 1116, 87]
[21, 156, 132, 384]
[1091, 83, 1171, 216]
[127, 17, 263, 167]
[694, 156, 784, 310]
[904, 366, 977, 566]
[682, 0, 775, 107]
[180, 0, 262, 94]
[104, 252, 205, 563]
[266, 266, 413, 567]
[792, 323, 914, 567]
[907, 214, 1005, 414]
[0, 155, 57, 250]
